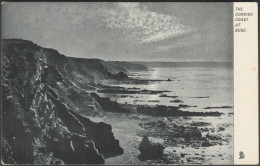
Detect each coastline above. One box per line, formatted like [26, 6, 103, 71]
[88, 111, 233, 165]
[1, 39, 234, 165]
[88, 66, 234, 164]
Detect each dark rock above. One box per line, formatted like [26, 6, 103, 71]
[182, 127, 202, 140]
[136, 105, 222, 117]
[183, 116, 192, 119]
[179, 104, 197, 108]
[159, 94, 178, 98]
[217, 126, 225, 132]
[200, 127, 209, 132]
[98, 89, 171, 95]
[133, 100, 145, 102]
[190, 122, 211, 127]
[90, 93, 129, 113]
[170, 99, 183, 103]
[202, 142, 214, 147]
[148, 100, 159, 102]
[1, 39, 124, 164]
[46, 134, 104, 164]
[138, 136, 165, 161]
[204, 106, 233, 109]
[205, 133, 222, 140]
[188, 96, 210, 98]
[1, 137, 16, 164]
[209, 128, 215, 133]
[115, 71, 128, 80]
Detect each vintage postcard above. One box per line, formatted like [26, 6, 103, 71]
[1, 2, 258, 165]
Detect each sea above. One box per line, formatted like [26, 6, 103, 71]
[103, 66, 233, 115]
[101, 65, 234, 164]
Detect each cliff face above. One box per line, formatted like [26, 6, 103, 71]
[0, 39, 142, 164]
[67, 57, 147, 80]
[105, 61, 148, 73]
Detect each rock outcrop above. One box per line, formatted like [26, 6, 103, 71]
[1, 39, 128, 164]
[90, 93, 130, 113]
[138, 136, 165, 161]
[67, 57, 146, 81]
[136, 105, 222, 117]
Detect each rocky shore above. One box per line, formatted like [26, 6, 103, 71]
[1, 39, 233, 165]
[102, 112, 233, 165]
[1, 39, 127, 164]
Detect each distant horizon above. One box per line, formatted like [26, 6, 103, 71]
[122, 61, 232, 63]
[2, 38, 233, 64]
[67, 56, 233, 63]
[67, 55, 232, 63]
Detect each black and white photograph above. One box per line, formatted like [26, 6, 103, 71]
[1, 2, 250, 165]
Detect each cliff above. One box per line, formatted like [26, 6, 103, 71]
[67, 57, 147, 81]
[102, 60, 148, 73]
[0, 39, 140, 164]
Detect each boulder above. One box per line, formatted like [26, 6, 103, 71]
[138, 136, 165, 161]
[201, 141, 214, 147]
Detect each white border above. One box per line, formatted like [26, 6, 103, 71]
[234, 2, 259, 165]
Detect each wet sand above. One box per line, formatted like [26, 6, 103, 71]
[89, 112, 233, 165]
[89, 113, 145, 164]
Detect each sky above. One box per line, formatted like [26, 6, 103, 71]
[2, 2, 233, 62]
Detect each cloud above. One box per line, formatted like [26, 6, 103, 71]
[136, 29, 216, 56]
[97, 3, 192, 44]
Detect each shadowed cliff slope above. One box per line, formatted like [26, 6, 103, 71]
[1, 39, 146, 164]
